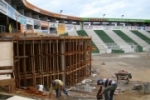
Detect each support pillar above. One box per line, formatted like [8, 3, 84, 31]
[80, 21, 83, 30]
[6, 16, 9, 32]
[61, 40, 65, 85]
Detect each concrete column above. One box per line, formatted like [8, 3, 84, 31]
[18, 9, 24, 15]
[61, 41, 65, 85]
[6, 16, 9, 32]
[80, 21, 83, 30]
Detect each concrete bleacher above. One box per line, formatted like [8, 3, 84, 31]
[76, 30, 100, 53]
[113, 30, 143, 52]
[121, 30, 149, 51]
[131, 30, 150, 44]
[94, 30, 124, 53]
[139, 30, 150, 38]
[85, 30, 108, 54]
[104, 30, 134, 53]
[67, 30, 150, 53]
[147, 31, 150, 33]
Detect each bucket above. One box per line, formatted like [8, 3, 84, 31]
[36, 85, 44, 91]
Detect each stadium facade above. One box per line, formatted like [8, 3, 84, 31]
[0, 0, 150, 34]
[0, 0, 150, 89]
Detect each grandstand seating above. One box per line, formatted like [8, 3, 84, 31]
[104, 30, 134, 53]
[85, 30, 107, 54]
[76, 30, 100, 53]
[131, 30, 150, 44]
[113, 30, 143, 52]
[94, 30, 124, 53]
[122, 30, 149, 51]
[138, 30, 150, 39]
[66, 30, 150, 53]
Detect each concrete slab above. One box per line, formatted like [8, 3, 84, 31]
[7, 96, 34, 100]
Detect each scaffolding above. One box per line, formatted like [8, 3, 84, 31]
[0, 33, 92, 89]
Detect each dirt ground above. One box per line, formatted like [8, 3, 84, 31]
[6, 52, 150, 100]
[66, 52, 150, 100]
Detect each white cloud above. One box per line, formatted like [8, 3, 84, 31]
[27, 0, 150, 19]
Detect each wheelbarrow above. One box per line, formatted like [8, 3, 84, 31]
[115, 70, 132, 84]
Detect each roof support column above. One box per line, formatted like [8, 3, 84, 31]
[80, 21, 83, 30]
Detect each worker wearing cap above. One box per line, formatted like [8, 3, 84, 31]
[97, 78, 117, 100]
[49, 79, 68, 99]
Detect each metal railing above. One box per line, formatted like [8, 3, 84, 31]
[0, 25, 6, 33]
[0, 25, 20, 33]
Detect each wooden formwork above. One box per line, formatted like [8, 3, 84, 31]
[0, 34, 92, 89]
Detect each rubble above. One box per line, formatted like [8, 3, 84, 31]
[132, 84, 143, 90]
[92, 74, 97, 77]
[81, 79, 92, 84]
[132, 82, 150, 94]
[71, 84, 95, 93]
[25, 87, 45, 96]
[114, 86, 125, 95]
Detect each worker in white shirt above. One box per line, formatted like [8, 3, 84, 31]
[97, 78, 117, 100]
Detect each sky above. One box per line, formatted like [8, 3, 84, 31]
[26, 0, 150, 19]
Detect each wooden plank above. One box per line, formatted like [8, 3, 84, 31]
[0, 66, 12, 70]
[0, 79, 15, 86]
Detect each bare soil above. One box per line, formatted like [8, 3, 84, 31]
[12, 52, 150, 100]
[67, 52, 150, 100]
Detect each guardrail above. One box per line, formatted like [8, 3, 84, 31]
[0, 25, 6, 33]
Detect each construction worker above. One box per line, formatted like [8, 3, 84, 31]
[97, 78, 117, 100]
[49, 79, 68, 99]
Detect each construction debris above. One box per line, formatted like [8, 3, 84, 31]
[132, 84, 143, 90]
[132, 82, 150, 94]
[25, 87, 44, 96]
[143, 82, 150, 94]
[81, 79, 92, 84]
[114, 86, 125, 95]
[71, 84, 95, 92]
